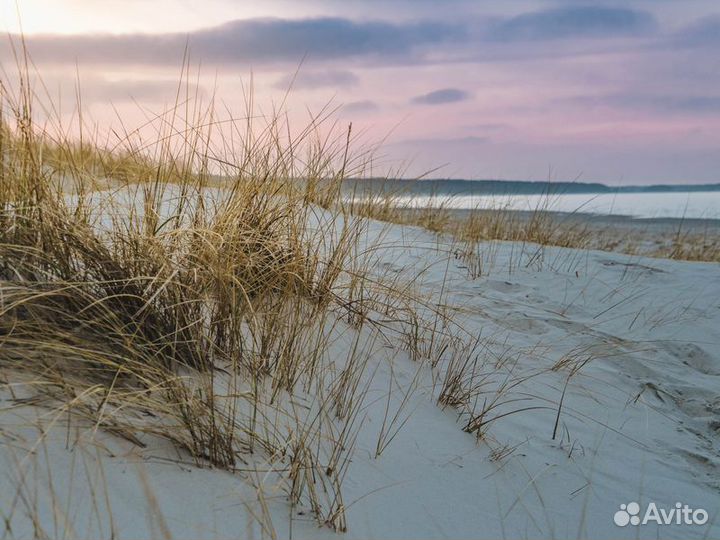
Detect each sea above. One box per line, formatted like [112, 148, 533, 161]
[382, 191, 720, 220]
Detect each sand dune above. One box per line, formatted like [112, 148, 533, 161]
[2, 200, 718, 539]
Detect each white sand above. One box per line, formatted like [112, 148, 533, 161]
[1, 203, 718, 539]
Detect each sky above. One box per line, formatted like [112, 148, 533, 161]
[1, 0, 720, 184]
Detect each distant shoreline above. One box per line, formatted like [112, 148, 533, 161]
[344, 178, 720, 196]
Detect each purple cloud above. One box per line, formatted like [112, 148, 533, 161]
[3, 17, 464, 66]
[411, 88, 470, 105]
[488, 7, 657, 41]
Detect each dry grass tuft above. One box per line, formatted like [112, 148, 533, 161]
[0, 50, 389, 533]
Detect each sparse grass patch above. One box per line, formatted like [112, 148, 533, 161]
[346, 187, 720, 263]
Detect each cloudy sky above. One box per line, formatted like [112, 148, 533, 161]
[2, 0, 720, 184]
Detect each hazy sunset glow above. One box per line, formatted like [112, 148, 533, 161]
[2, 0, 720, 184]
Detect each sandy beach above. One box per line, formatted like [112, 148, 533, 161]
[3, 3, 720, 536]
[2, 187, 718, 539]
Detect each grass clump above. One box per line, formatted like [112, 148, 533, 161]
[0, 56, 389, 532]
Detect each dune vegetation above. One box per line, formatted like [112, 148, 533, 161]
[0, 50, 501, 535]
[348, 192, 720, 263]
[2, 48, 719, 540]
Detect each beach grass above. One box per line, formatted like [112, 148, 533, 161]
[0, 52, 398, 532]
[2, 47, 535, 536]
[2, 43, 718, 539]
[347, 190, 720, 263]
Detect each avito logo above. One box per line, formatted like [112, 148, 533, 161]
[614, 501, 709, 527]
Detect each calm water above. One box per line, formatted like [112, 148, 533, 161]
[383, 191, 720, 220]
